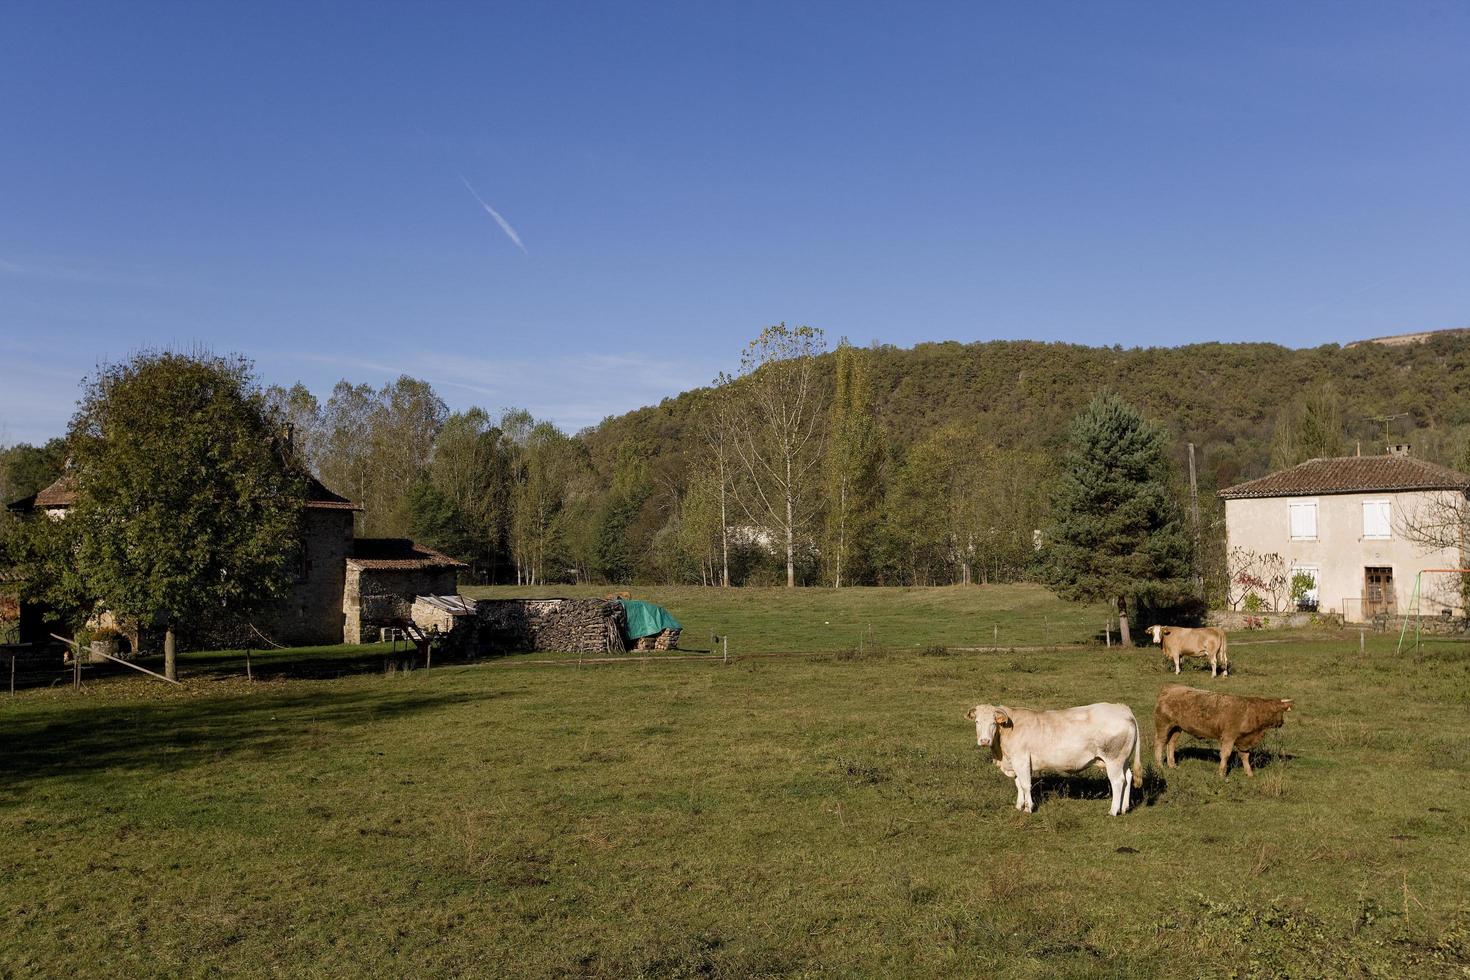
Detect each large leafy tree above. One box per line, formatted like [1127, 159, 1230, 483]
[1043, 393, 1193, 645]
[418, 408, 516, 577]
[67, 351, 307, 679]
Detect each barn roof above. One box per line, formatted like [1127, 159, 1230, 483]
[1219, 456, 1470, 500]
[302, 476, 363, 511]
[348, 539, 467, 571]
[7, 474, 363, 513]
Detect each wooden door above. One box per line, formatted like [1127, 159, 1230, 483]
[1364, 566, 1395, 617]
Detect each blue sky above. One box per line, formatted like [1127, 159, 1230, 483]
[3, 2, 1468, 444]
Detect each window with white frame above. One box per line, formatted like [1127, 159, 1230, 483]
[1290, 564, 1320, 603]
[1288, 500, 1318, 540]
[1362, 499, 1392, 539]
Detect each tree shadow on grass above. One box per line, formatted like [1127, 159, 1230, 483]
[2, 643, 511, 691]
[182, 645, 506, 682]
[0, 684, 509, 795]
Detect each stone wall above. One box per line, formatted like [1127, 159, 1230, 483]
[1209, 610, 1344, 631]
[254, 509, 355, 646]
[343, 566, 460, 644]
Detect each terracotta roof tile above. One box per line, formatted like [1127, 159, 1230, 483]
[348, 538, 467, 571]
[1219, 456, 1470, 499]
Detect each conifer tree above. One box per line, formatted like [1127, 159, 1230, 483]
[1043, 394, 1193, 644]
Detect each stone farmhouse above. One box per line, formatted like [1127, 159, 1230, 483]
[6, 474, 464, 647]
[1219, 451, 1470, 623]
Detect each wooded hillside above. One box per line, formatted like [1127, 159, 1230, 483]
[7, 331, 1469, 591]
[576, 331, 1470, 586]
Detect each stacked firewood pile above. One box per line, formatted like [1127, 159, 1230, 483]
[475, 598, 628, 654]
[630, 629, 681, 651]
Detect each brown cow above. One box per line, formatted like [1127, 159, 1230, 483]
[1153, 684, 1293, 777]
[1147, 624, 1229, 676]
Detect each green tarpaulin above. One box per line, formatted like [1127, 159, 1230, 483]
[618, 600, 682, 639]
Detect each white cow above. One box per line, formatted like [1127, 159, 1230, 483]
[965, 702, 1143, 816]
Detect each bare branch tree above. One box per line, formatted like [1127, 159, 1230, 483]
[729, 324, 828, 588]
[1396, 490, 1470, 612]
[1397, 490, 1470, 554]
[694, 376, 741, 588]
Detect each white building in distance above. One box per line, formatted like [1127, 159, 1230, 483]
[1219, 452, 1470, 623]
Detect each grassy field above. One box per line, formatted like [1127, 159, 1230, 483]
[1, 587, 1468, 977]
[461, 583, 1116, 653]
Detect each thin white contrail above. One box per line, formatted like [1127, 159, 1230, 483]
[457, 173, 527, 254]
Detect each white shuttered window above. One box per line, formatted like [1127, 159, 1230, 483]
[1288, 501, 1318, 540]
[1363, 499, 1391, 539]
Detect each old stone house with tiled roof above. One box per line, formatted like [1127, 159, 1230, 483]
[1219, 451, 1470, 623]
[6, 475, 464, 647]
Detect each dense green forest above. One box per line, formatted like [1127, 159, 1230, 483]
[575, 331, 1470, 586]
[5, 331, 1470, 592]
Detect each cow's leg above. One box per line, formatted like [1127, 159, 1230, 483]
[1210, 653, 1218, 678]
[1105, 759, 1126, 816]
[1153, 722, 1168, 766]
[1218, 738, 1235, 777]
[1166, 729, 1180, 768]
[1014, 781, 1025, 810]
[1013, 760, 1034, 812]
[1237, 750, 1254, 777]
[1123, 762, 1133, 812]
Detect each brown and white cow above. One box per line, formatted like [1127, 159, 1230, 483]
[1153, 684, 1292, 777]
[965, 702, 1143, 816]
[1147, 624, 1229, 676]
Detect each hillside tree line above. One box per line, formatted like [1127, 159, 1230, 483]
[8, 331, 1470, 604]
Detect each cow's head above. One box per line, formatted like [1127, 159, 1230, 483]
[1147, 625, 1165, 644]
[966, 704, 1011, 747]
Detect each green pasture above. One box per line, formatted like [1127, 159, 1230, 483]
[461, 583, 1116, 653]
[1, 586, 1466, 977]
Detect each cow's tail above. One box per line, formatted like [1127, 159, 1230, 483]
[1131, 717, 1144, 788]
[1218, 632, 1229, 675]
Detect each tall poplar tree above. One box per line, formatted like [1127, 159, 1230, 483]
[1269, 381, 1346, 469]
[1042, 393, 1193, 645]
[822, 342, 880, 587]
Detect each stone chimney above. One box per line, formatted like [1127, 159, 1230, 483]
[1386, 443, 1411, 457]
